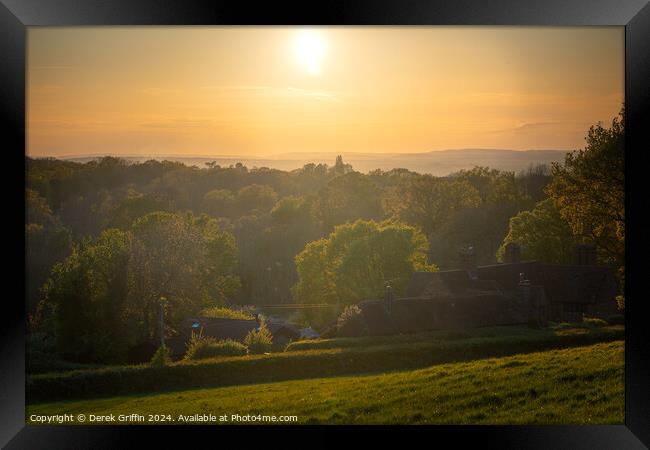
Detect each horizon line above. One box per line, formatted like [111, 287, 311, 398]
[29, 147, 571, 161]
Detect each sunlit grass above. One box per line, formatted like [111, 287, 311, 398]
[27, 323, 624, 403]
[27, 341, 624, 425]
[285, 323, 623, 351]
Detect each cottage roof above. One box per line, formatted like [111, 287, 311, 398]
[357, 292, 524, 336]
[475, 261, 544, 290]
[541, 264, 618, 304]
[407, 260, 618, 305]
[266, 320, 301, 339]
[405, 269, 506, 298]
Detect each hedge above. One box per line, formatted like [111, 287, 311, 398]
[27, 326, 623, 404]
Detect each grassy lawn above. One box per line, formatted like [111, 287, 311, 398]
[285, 322, 618, 352]
[27, 323, 624, 403]
[27, 341, 624, 425]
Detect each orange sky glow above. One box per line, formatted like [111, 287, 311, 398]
[27, 26, 624, 157]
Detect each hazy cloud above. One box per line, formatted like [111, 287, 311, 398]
[30, 85, 64, 93]
[201, 85, 341, 102]
[140, 87, 182, 96]
[139, 118, 218, 129]
[31, 65, 73, 70]
[29, 119, 112, 130]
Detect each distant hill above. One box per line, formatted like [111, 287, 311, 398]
[59, 148, 568, 176]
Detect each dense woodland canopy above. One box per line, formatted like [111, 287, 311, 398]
[25, 108, 625, 364]
[27, 156, 543, 309]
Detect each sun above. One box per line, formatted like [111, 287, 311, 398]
[293, 30, 326, 76]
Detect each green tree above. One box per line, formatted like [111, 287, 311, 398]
[292, 219, 436, 305]
[423, 168, 531, 269]
[429, 204, 518, 269]
[516, 164, 552, 203]
[270, 195, 311, 225]
[41, 211, 241, 364]
[202, 189, 235, 217]
[104, 190, 172, 229]
[452, 166, 529, 206]
[546, 108, 624, 271]
[497, 198, 577, 264]
[317, 172, 384, 232]
[292, 239, 338, 305]
[42, 229, 133, 363]
[386, 175, 481, 237]
[390, 168, 531, 269]
[234, 184, 278, 216]
[129, 211, 240, 341]
[26, 189, 72, 314]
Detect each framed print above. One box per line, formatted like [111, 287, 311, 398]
[2, 0, 650, 448]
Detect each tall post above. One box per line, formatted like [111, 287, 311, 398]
[159, 296, 166, 348]
[384, 283, 393, 316]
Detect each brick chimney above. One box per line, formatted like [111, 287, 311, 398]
[573, 243, 597, 266]
[517, 272, 531, 304]
[504, 242, 521, 264]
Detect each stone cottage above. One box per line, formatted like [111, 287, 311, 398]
[353, 243, 619, 336]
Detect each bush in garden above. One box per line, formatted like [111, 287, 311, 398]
[336, 305, 368, 337]
[244, 320, 273, 354]
[183, 330, 247, 360]
[149, 345, 172, 367]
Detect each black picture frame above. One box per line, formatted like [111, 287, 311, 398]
[2, 0, 649, 448]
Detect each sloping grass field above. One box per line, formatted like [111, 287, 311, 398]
[26, 323, 623, 403]
[283, 322, 610, 351]
[27, 341, 624, 425]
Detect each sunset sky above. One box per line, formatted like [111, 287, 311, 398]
[27, 27, 624, 158]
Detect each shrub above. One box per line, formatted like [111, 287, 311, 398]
[244, 320, 273, 354]
[336, 305, 368, 337]
[184, 331, 247, 361]
[582, 317, 608, 328]
[26, 333, 104, 374]
[200, 306, 254, 321]
[26, 332, 71, 374]
[149, 345, 172, 367]
[606, 314, 625, 326]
